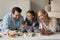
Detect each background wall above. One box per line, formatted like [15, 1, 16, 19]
[30, 0, 49, 12]
[0, 0, 30, 19]
[0, 0, 49, 19]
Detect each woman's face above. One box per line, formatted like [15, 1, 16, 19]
[26, 13, 33, 20]
[38, 11, 46, 21]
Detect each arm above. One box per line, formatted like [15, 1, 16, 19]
[28, 23, 36, 29]
[2, 14, 10, 34]
[50, 17, 57, 33]
[39, 22, 54, 35]
[40, 28, 54, 35]
[23, 22, 36, 29]
[19, 16, 24, 31]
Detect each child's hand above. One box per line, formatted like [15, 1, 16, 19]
[23, 24, 28, 28]
[23, 22, 28, 28]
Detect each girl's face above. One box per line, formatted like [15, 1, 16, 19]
[38, 11, 46, 21]
[26, 13, 33, 20]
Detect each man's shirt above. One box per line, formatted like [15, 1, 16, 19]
[2, 13, 24, 30]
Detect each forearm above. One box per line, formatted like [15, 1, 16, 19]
[28, 26, 34, 29]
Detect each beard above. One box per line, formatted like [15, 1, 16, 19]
[14, 18, 19, 21]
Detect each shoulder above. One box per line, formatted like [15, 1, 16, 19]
[3, 13, 12, 19]
[50, 17, 56, 20]
[20, 15, 24, 19]
[19, 15, 24, 21]
[2, 13, 12, 23]
[50, 17, 57, 22]
[49, 17, 57, 26]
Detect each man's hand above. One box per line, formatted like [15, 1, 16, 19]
[8, 30, 18, 36]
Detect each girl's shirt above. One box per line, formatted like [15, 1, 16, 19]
[25, 18, 39, 27]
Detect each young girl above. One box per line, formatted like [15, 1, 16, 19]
[23, 10, 39, 34]
[37, 9, 57, 35]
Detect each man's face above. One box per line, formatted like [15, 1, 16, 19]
[38, 11, 45, 21]
[12, 11, 20, 20]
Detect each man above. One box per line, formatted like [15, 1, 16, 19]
[2, 7, 24, 35]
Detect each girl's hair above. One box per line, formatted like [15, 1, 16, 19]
[38, 9, 49, 18]
[27, 10, 37, 21]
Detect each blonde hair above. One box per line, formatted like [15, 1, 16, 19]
[38, 9, 49, 18]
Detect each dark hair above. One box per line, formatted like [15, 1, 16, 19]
[12, 7, 22, 14]
[27, 10, 37, 21]
[38, 9, 49, 18]
[27, 10, 35, 16]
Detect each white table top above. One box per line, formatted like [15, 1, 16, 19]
[0, 32, 60, 40]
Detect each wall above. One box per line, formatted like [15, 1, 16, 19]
[48, 0, 60, 18]
[0, 0, 50, 19]
[30, 0, 49, 12]
[0, 0, 30, 19]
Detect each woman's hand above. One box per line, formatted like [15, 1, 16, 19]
[40, 28, 54, 35]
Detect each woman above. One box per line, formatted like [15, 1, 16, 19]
[37, 9, 57, 35]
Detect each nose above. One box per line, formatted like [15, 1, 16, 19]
[17, 16, 19, 19]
